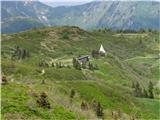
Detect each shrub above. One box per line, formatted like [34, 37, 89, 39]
[69, 89, 76, 103]
[91, 100, 104, 118]
[148, 81, 154, 99]
[37, 92, 51, 109]
[89, 63, 98, 71]
[62, 32, 69, 39]
[41, 79, 45, 84]
[91, 99, 97, 112]
[89, 62, 94, 71]
[2, 76, 8, 85]
[134, 82, 142, 97]
[96, 102, 104, 118]
[70, 89, 75, 99]
[81, 101, 88, 110]
[91, 50, 100, 59]
[72, 58, 81, 70]
[12, 46, 30, 60]
[143, 89, 148, 98]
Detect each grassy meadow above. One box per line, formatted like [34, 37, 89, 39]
[1, 26, 160, 120]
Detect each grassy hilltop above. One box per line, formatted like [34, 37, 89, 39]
[1, 26, 160, 120]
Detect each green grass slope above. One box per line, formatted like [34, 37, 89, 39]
[1, 26, 160, 119]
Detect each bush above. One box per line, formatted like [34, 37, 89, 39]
[72, 58, 81, 70]
[88, 63, 98, 71]
[41, 79, 46, 84]
[62, 32, 69, 39]
[37, 92, 51, 109]
[69, 89, 76, 103]
[134, 82, 142, 97]
[143, 89, 148, 98]
[91, 50, 100, 59]
[91, 99, 97, 111]
[81, 101, 88, 110]
[70, 89, 75, 99]
[89, 62, 94, 71]
[91, 100, 104, 118]
[96, 102, 104, 118]
[148, 81, 154, 99]
[12, 46, 30, 60]
[2, 76, 8, 85]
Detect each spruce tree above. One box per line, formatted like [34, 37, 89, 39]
[16, 47, 21, 59]
[2, 76, 8, 85]
[72, 57, 77, 68]
[81, 101, 88, 110]
[72, 57, 81, 70]
[143, 89, 148, 98]
[134, 82, 142, 97]
[70, 89, 75, 99]
[77, 62, 82, 70]
[89, 63, 94, 71]
[37, 92, 50, 109]
[22, 49, 26, 59]
[148, 81, 154, 99]
[96, 102, 104, 118]
[70, 89, 75, 103]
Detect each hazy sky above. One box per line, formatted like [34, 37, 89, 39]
[39, 0, 159, 7]
[39, 0, 95, 2]
[39, 0, 96, 7]
[39, 0, 159, 2]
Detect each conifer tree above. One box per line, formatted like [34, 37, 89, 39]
[76, 62, 81, 70]
[81, 101, 88, 110]
[70, 89, 75, 99]
[148, 81, 154, 99]
[2, 76, 8, 85]
[72, 57, 81, 70]
[134, 82, 142, 97]
[96, 102, 104, 118]
[72, 57, 77, 68]
[22, 49, 26, 59]
[143, 89, 148, 98]
[70, 89, 75, 103]
[89, 63, 94, 71]
[37, 92, 50, 109]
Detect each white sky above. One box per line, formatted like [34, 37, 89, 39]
[1, 0, 159, 2]
[40, 0, 92, 2]
[39, 0, 159, 2]
[39, 0, 96, 3]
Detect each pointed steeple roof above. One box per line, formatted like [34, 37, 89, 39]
[99, 44, 106, 53]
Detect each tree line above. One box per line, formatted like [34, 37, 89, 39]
[72, 57, 98, 71]
[11, 46, 30, 60]
[38, 61, 71, 69]
[132, 81, 154, 99]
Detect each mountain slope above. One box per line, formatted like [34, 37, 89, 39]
[1, 1, 52, 33]
[2, 26, 160, 119]
[2, 1, 160, 33]
[2, 17, 45, 34]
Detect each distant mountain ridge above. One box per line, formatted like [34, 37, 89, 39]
[1, 1, 160, 33]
